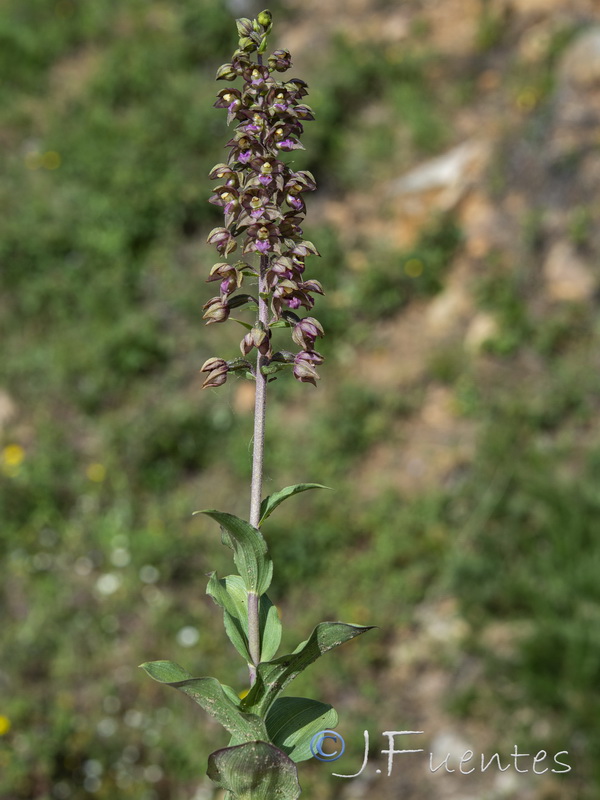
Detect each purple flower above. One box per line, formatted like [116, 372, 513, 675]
[238, 188, 279, 225]
[208, 163, 240, 187]
[208, 186, 240, 218]
[207, 227, 237, 256]
[285, 193, 305, 213]
[243, 223, 280, 255]
[226, 134, 264, 165]
[206, 262, 244, 298]
[214, 88, 244, 124]
[277, 137, 304, 152]
[285, 171, 317, 193]
[248, 157, 285, 188]
[242, 65, 271, 90]
[206, 16, 325, 388]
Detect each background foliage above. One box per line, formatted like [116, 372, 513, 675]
[1, 0, 599, 798]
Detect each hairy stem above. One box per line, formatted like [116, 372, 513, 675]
[247, 253, 269, 684]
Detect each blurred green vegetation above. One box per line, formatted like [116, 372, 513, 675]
[1, 1, 599, 799]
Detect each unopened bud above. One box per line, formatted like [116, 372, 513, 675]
[240, 322, 271, 356]
[235, 17, 254, 38]
[268, 48, 291, 72]
[202, 297, 230, 325]
[200, 357, 228, 374]
[293, 350, 323, 386]
[200, 357, 229, 389]
[291, 317, 324, 349]
[257, 9, 272, 29]
[215, 63, 237, 81]
[238, 35, 258, 53]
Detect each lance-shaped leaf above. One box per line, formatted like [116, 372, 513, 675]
[198, 511, 273, 596]
[265, 697, 338, 763]
[139, 661, 267, 742]
[242, 622, 374, 716]
[207, 573, 282, 663]
[258, 483, 330, 526]
[207, 741, 301, 800]
[230, 317, 254, 330]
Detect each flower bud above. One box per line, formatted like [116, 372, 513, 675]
[291, 317, 324, 350]
[236, 17, 254, 38]
[240, 321, 271, 356]
[202, 297, 230, 325]
[201, 357, 226, 372]
[202, 370, 227, 389]
[215, 63, 237, 81]
[293, 104, 315, 121]
[268, 49, 292, 72]
[238, 35, 259, 53]
[240, 332, 253, 356]
[291, 240, 320, 257]
[257, 9, 273, 29]
[293, 350, 323, 386]
[200, 357, 229, 389]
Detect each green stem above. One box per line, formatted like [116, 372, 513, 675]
[247, 253, 269, 684]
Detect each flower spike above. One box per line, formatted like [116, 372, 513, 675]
[203, 11, 324, 387]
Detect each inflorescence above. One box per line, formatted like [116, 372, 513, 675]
[200, 10, 325, 390]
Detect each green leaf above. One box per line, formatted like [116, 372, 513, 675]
[266, 697, 338, 763]
[207, 741, 301, 800]
[200, 511, 273, 595]
[260, 362, 292, 376]
[140, 660, 191, 683]
[260, 596, 282, 662]
[259, 484, 331, 526]
[207, 573, 282, 662]
[139, 661, 267, 741]
[230, 318, 253, 330]
[242, 622, 374, 716]
[206, 573, 249, 662]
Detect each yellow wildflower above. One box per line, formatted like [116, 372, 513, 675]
[86, 463, 106, 483]
[2, 444, 25, 467]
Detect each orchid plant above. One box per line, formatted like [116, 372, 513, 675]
[141, 11, 372, 799]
